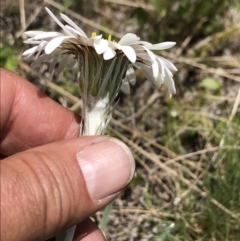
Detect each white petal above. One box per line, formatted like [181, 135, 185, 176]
[165, 67, 174, 78]
[164, 69, 176, 95]
[118, 33, 140, 45]
[65, 25, 89, 43]
[132, 44, 148, 51]
[113, 42, 122, 50]
[142, 46, 156, 61]
[103, 47, 116, 60]
[33, 32, 63, 40]
[136, 53, 152, 63]
[89, 34, 102, 46]
[108, 41, 118, 49]
[34, 42, 46, 59]
[135, 62, 156, 86]
[166, 68, 173, 77]
[22, 46, 39, 56]
[159, 57, 178, 72]
[136, 41, 153, 48]
[124, 65, 136, 85]
[56, 55, 69, 74]
[135, 61, 176, 96]
[134, 45, 156, 62]
[149, 42, 176, 50]
[156, 57, 165, 77]
[31, 54, 49, 67]
[49, 56, 59, 73]
[122, 46, 136, 63]
[120, 81, 130, 94]
[24, 31, 46, 37]
[60, 13, 87, 37]
[23, 40, 42, 44]
[45, 36, 73, 54]
[156, 73, 165, 86]
[152, 60, 159, 78]
[45, 7, 73, 36]
[92, 34, 102, 40]
[93, 39, 108, 54]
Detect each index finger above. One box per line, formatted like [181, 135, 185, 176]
[0, 68, 81, 156]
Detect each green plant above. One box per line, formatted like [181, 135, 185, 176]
[0, 38, 18, 71]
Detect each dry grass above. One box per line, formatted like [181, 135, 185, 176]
[1, 0, 240, 240]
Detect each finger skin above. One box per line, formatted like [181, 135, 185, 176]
[1, 136, 113, 241]
[0, 68, 81, 156]
[0, 69, 126, 241]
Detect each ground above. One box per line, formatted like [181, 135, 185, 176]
[1, 0, 240, 240]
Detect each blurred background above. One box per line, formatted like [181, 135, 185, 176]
[1, 0, 240, 240]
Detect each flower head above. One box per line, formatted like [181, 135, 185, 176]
[23, 7, 177, 95]
[23, 7, 177, 135]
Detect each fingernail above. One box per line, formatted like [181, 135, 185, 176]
[77, 138, 135, 200]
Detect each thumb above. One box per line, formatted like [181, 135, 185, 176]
[1, 136, 135, 241]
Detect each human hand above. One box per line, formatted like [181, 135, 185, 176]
[0, 68, 135, 241]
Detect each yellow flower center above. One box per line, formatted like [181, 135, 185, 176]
[91, 32, 114, 42]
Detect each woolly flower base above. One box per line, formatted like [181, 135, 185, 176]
[77, 48, 129, 135]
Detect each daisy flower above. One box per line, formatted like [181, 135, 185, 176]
[23, 7, 177, 132]
[23, 8, 177, 99]
[23, 8, 177, 136]
[23, 7, 177, 135]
